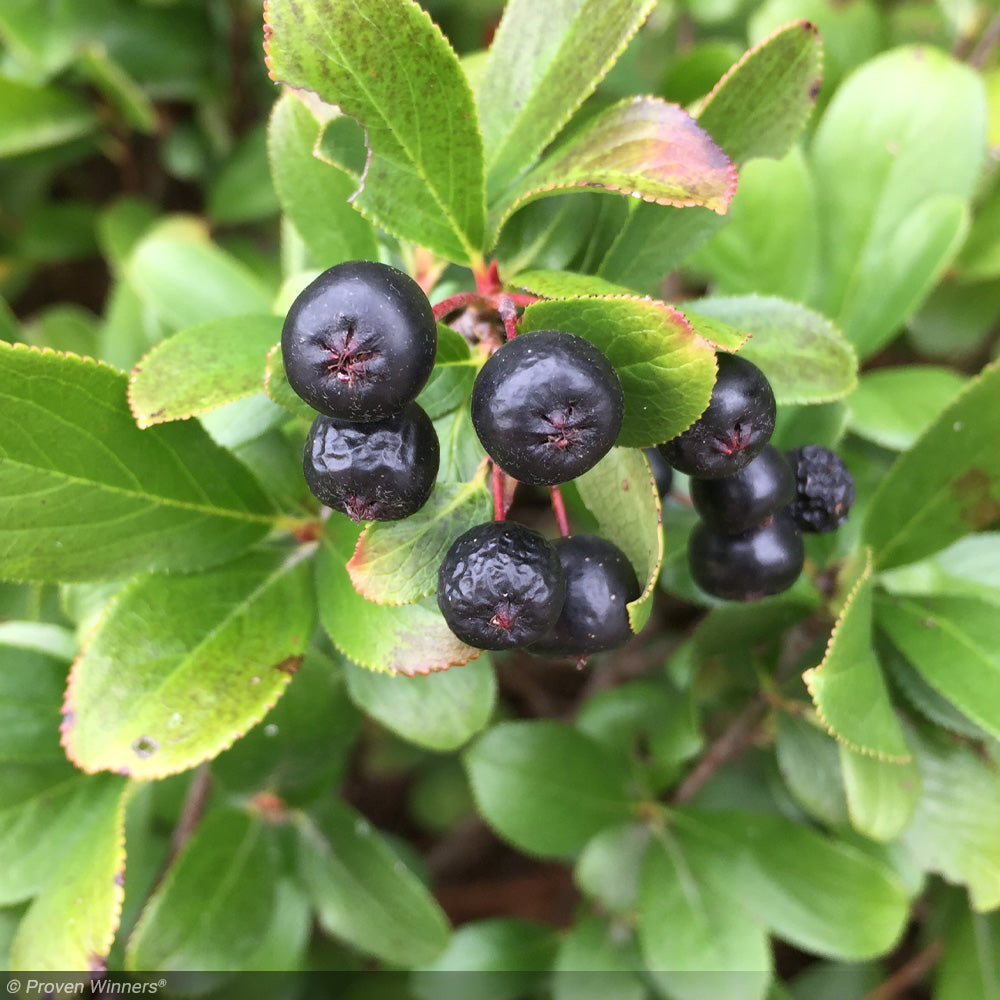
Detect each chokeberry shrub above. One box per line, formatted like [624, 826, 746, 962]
[0, 0, 999, 992]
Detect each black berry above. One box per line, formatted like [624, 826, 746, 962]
[689, 509, 804, 601]
[690, 444, 796, 535]
[658, 353, 776, 479]
[437, 521, 566, 650]
[471, 330, 624, 486]
[303, 402, 439, 522]
[282, 260, 437, 422]
[529, 535, 641, 657]
[786, 445, 855, 533]
[645, 447, 673, 498]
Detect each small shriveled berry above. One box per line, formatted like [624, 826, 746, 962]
[786, 444, 855, 533]
[658, 353, 776, 479]
[437, 521, 566, 650]
[529, 534, 641, 658]
[689, 509, 804, 602]
[471, 330, 624, 486]
[303, 402, 439, 522]
[690, 444, 796, 535]
[281, 260, 437, 421]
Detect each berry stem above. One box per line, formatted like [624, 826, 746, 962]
[492, 462, 507, 522]
[432, 291, 481, 321]
[497, 296, 519, 341]
[549, 484, 571, 537]
[475, 259, 502, 296]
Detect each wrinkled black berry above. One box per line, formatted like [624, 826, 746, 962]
[658, 353, 775, 479]
[529, 534, 641, 657]
[690, 444, 796, 535]
[437, 521, 566, 650]
[689, 509, 804, 601]
[786, 444, 855, 533]
[471, 330, 625, 486]
[303, 402, 439, 521]
[282, 260, 437, 422]
[645, 447, 674, 498]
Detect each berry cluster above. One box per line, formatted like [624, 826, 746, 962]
[282, 260, 441, 522]
[656, 353, 854, 602]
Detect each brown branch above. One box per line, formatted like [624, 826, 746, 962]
[858, 939, 944, 1000]
[167, 762, 213, 864]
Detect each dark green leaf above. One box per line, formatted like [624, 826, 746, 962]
[774, 712, 848, 828]
[75, 43, 157, 134]
[416, 326, 479, 421]
[0, 643, 68, 763]
[208, 123, 280, 225]
[297, 799, 451, 966]
[464, 720, 633, 857]
[0, 77, 98, 157]
[265, 0, 485, 264]
[934, 905, 1000, 1000]
[128, 315, 282, 427]
[863, 359, 1000, 570]
[0, 342, 276, 581]
[477, 0, 655, 200]
[343, 655, 496, 752]
[63, 549, 314, 779]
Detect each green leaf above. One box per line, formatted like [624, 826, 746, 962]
[683, 296, 857, 404]
[686, 149, 819, 302]
[8, 774, 127, 971]
[416, 325, 480, 421]
[575, 823, 650, 916]
[552, 914, 646, 1000]
[264, 0, 485, 264]
[127, 315, 282, 427]
[839, 742, 921, 843]
[863, 359, 1000, 570]
[125, 217, 274, 332]
[697, 20, 823, 163]
[810, 46, 986, 356]
[297, 799, 450, 966]
[75, 43, 158, 134]
[519, 296, 717, 447]
[63, 549, 314, 779]
[0, 643, 69, 763]
[347, 478, 491, 605]
[0, 76, 98, 156]
[207, 123, 280, 225]
[575, 447, 662, 633]
[876, 594, 1000, 744]
[125, 807, 277, 971]
[902, 729, 1000, 911]
[267, 92, 379, 266]
[847, 366, 967, 452]
[774, 712, 848, 828]
[0, 342, 276, 582]
[490, 97, 737, 238]
[316, 518, 480, 675]
[803, 549, 911, 761]
[638, 829, 772, 1000]
[673, 808, 910, 960]
[264, 343, 316, 424]
[935, 905, 1000, 1000]
[477, 0, 655, 200]
[463, 720, 633, 857]
[342, 655, 496, 752]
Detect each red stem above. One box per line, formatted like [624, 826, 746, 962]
[498, 296, 519, 341]
[492, 463, 507, 521]
[549, 485, 571, 537]
[432, 291, 481, 321]
[476, 259, 502, 296]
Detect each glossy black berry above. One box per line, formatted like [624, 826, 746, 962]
[471, 330, 625, 486]
[786, 445, 855, 533]
[282, 260, 437, 422]
[689, 509, 804, 601]
[690, 444, 796, 535]
[658, 353, 776, 479]
[437, 521, 566, 650]
[529, 535, 641, 657]
[303, 402, 439, 522]
[645, 447, 673, 498]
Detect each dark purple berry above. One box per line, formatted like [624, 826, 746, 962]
[645, 447, 673, 498]
[529, 535, 641, 657]
[690, 444, 796, 535]
[471, 330, 624, 486]
[437, 521, 566, 650]
[303, 402, 439, 522]
[689, 509, 804, 601]
[282, 260, 437, 421]
[658, 353, 776, 479]
[786, 445, 855, 533]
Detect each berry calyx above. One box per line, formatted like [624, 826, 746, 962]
[303, 402, 439, 522]
[786, 444, 855, 533]
[437, 521, 566, 650]
[690, 444, 796, 535]
[658, 352, 776, 479]
[688, 509, 804, 601]
[529, 534, 641, 657]
[281, 260, 437, 422]
[471, 330, 625, 486]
